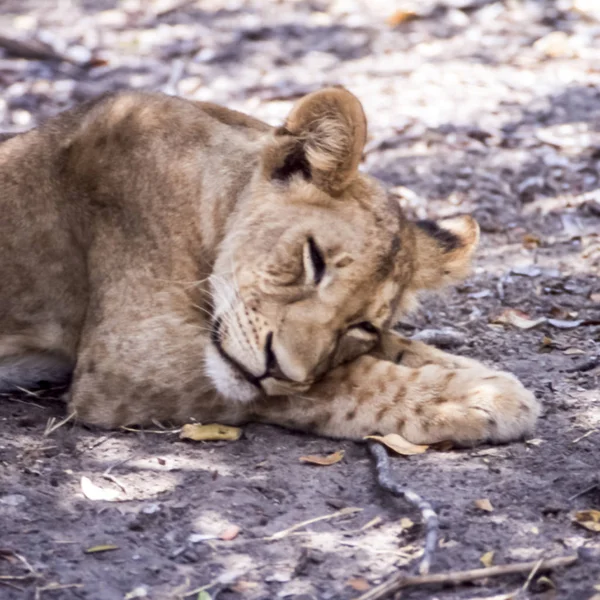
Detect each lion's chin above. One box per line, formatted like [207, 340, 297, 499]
[204, 344, 261, 403]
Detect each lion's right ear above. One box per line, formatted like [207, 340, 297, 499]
[265, 87, 367, 196]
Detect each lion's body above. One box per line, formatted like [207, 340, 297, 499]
[0, 89, 539, 443]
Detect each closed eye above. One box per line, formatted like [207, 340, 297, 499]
[305, 237, 326, 285]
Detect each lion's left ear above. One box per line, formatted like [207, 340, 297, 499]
[268, 87, 367, 196]
[409, 215, 480, 291]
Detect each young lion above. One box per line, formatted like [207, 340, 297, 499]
[0, 87, 539, 444]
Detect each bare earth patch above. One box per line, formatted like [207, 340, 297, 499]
[0, 1, 599, 598]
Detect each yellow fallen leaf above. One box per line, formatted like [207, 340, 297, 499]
[573, 509, 600, 532]
[474, 498, 494, 512]
[179, 423, 242, 442]
[400, 517, 414, 530]
[536, 576, 555, 590]
[365, 434, 428, 456]
[299, 450, 344, 466]
[85, 544, 119, 553]
[219, 525, 241, 541]
[80, 476, 120, 502]
[347, 577, 370, 591]
[480, 550, 494, 567]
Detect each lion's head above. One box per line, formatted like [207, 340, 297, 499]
[205, 88, 479, 402]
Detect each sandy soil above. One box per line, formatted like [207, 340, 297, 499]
[0, 1, 599, 599]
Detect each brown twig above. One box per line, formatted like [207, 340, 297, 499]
[354, 555, 578, 600]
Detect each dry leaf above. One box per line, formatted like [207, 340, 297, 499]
[0, 549, 18, 564]
[81, 476, 120, 502]
[538, 336, 555, 353]
[219, 525, 241, 541]
[124, 586, 149, 599]
[573, 509, 600, 532]
[347, 577, 370, 591]
[299, 450, 344, 466]
[511, 265, 542, 277]
[84, 544, 119, 553]
[365, 433, 428, 456]
[480, 550, 494, 567]
[492, 309, 546, 330]
[523, 233, 541, 249]
[525, 438, 543, 447]
[536, 576, 555, 590]
[386, 10, 418, 26]
[564, 347, 585, 355]
[574, 0, 600, 19]
[231, 581, 258, 593]
[400, 517, 414, 529]
[547, 318, 584, 329]
[474, 498, 494, 512]
[534, 31, 577, 58]
[179, 423, 242, 442]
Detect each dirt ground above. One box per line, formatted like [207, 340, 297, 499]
[1, 1, 599, 599]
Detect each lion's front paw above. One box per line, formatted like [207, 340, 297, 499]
[402, 366, 540, 445]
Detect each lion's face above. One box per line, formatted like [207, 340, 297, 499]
[204, 88, 479, 402]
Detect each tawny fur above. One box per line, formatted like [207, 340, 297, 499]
[0, 88, 539, 444]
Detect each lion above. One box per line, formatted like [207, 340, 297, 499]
[0, 87, 539, 444]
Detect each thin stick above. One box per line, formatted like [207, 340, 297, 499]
[568, 482, 598, 502]
[35, 583, 84, 599]
[521, 557, 544, 591]
[572, 429, 597, 444]
[354, 555, 578, 600]
[264, 507, 362, 541]
[368, 441, 438, 575]
[0, 580, 24, 591]
[44, 411, 76, 437]
[0, 550, 39, 582]
[182, 576, 221, 598]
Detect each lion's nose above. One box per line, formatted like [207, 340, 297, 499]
[262, 331, 313, 383]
